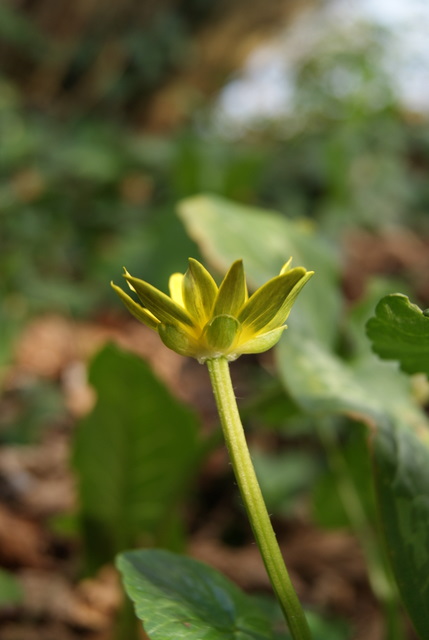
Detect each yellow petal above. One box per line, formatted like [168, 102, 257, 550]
[263, 270, 314, 332]
[213, 259, 248, 317]
[238, 267, 309, 333]
[182, 258, 218, 325]
[123, 267, 136, 292]
[111, 282, 160, 330]
[169, 272, 185, 307]
[279, 257, 293, 275]
[124, 274, 194, 327]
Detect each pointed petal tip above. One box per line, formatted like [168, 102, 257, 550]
[122, 269, 137, 292]
[280, 257, 293, 274]
[111, 280, 126, 292]
[231, 258, 244, 271]
[213, 259, 247, 317]
[187, 257, 202, 268]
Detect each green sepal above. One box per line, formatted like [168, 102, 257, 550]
[158, 324, 199, 358]
[213, 259, 248, 317]
[183, 258, 218, 325]
[124, 273, 194, 327]
[204, 315, 240, 351]
[238, 267, 310, 333]
[111, 282, 160, 330]
[238, 326, 286, 355]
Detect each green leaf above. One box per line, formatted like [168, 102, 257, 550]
[346, 278, 408, 358]
[305, 611, 349, 640]
[0, 569, 23, 607]
[276, 337, 429, 638]
[312, 423, 376, 529]
[117, 549, 276, 640]
[254, 596, 348, 640]
[177, 194, 341, 345]
[73, 344, 199, 573]
[373, 415, 429, 640]
[366, 294, 429, 377]
[0, 4, 48, 55]
[277, 337, 381, 420]
[0, 304, 26, 388]
[252, 450, 321, 516]
[117, 549, 347, 640]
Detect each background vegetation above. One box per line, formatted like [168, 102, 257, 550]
[1, 1, 428, 639]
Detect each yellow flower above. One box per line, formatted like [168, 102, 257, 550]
[111, 258, 313, 363]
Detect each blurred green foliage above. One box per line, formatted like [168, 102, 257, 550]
[1, 6, 429, 637]
[0, 377, 64, 445]
[1, 15, 429, 330]
[0, 568, 23, 607]
[0, 20, 428, 390]
[73, 344, 200, 574]
[0, 0, 215, 116]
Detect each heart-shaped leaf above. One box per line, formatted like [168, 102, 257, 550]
[117, 549, 278, 640]
[73, 344, 199, 572]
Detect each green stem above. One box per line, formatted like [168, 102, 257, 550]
[206, 357, 312, 640]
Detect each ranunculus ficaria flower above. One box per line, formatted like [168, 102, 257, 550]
[111, 258, 313, 363]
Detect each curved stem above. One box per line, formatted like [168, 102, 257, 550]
[206, 357, 312, 640]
